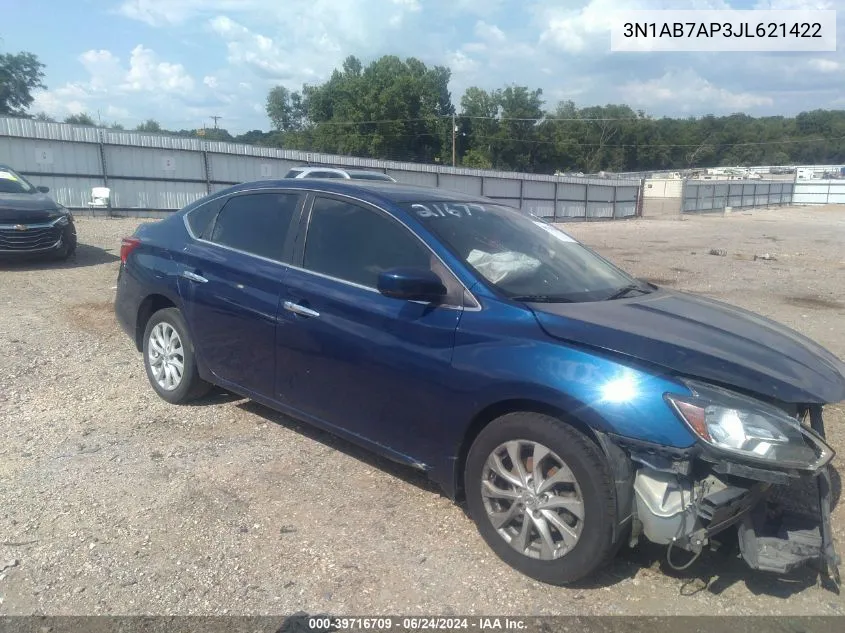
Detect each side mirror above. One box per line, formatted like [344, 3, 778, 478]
[37, 186, 50, 193]
[377, 267, 447, 302]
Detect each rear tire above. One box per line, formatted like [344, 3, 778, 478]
[142, 307, 211, 404]
[464, 412, 617, 585]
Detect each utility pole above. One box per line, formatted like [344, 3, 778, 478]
[210, 115, 222, 130]
[452, 113, 456, 167]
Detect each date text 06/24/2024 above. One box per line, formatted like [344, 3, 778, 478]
[306, 617, 528, 631]
[610, 9, 837, 52]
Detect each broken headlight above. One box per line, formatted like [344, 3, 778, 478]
[665, 380, 833, 471]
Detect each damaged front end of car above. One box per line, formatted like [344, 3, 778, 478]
[605, 379, 840, 589]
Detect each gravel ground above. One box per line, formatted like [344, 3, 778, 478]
[1, 204, 844, 616]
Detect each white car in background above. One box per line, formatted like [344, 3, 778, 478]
[284, 166, 397, 182]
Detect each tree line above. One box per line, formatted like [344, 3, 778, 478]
[4, 49, 845, 174]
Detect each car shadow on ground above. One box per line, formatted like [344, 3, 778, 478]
[0, 243, 120, 270]
[194, 392, 843, 600]
[229, 396, 443, 495]
[584, 530, 839, 599]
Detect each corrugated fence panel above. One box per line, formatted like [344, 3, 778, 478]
[523, 181, 555, 199]
[209, 153, 300, 184]
[0, 137, 102, 175]
[110, 179, 208, 209]
[524, 199, 555, 217]
[483, 177, 520, 198]
[0, 118, 101, 143]
[588, 185, 614, 202]
[104, 130, 203, 151]
[558, 201, 587, 219]
[22, 174, 103, 208]
[0, 117, 642, 216]
[614, 202, 637, 217]
[439, 174, 482, 195]
[793, 181, 838, 204]
[557, 183, 587, 202]
[615, 186, 639, 202]
[586, 202, 614, 218]
[105, 146, 205, 180]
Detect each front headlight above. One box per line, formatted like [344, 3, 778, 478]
[50, 207, 70, 225]
[665, 380, 833, 471]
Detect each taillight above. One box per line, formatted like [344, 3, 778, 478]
[120, 237, 141, 263]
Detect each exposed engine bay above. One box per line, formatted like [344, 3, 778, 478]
[605, 400, 840, 589]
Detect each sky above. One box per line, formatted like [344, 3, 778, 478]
[3, 0, 845, 134]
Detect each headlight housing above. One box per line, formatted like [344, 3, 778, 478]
[665, 380, 833, 471]
[49, 206, 71, 225]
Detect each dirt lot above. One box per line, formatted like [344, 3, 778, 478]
[1, 205, 844, 616]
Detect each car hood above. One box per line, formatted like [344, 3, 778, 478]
[0, 193, 61, 224]
[528, 288, 845, 404]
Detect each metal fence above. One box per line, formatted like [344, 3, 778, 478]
[681, 180, 794, 213]
[0, 117, 641, 221]
[792, 180, 845, 205]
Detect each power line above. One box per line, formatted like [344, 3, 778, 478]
[462, 134, 844, 148]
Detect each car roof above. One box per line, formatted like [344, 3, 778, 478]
[222, 178, 489, 205]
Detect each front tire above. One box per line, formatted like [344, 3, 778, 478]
[464, 412, 617, 585]
[142, 307, 211, 404]
[54, 223, 77, 261]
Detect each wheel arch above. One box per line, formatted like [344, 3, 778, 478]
[452, 397, 606, 503]
[135, 293, 179, 351]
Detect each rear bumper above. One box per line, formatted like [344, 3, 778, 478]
[114, 263, 139, 344]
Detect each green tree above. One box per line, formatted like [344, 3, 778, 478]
[0, 51, 46, 116]
[34, 111, 55, 122]
[136, 119, 163, 133]
[459, 87, 501, 167]
[461, 148, 493, 169]
[279, 54, 453, 161]
[266, 86, 307, 132]
[64, 113, 96, 126]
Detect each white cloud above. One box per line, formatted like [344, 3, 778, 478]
[30, 45, 197, 123]
[203, 75, 219, 88]
[122, 45, 195, 92]
[753, 1, 836, 9]
[79, 50, 125, 91]
[808, 58, 842, 72]
[474, 21, 507, 43]
[447, 51, 480, 74]
[209, 16, 296, 79]
[620, 69, 774, 111]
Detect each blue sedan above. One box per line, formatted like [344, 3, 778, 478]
[115, 179, 844, 586]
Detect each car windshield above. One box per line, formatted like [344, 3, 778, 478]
[403, 201, 651, 303]
[0, 167, 35, 194]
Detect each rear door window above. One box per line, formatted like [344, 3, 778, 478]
[207, 192, 300, 262]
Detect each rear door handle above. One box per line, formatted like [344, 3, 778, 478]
[182, 271, 208, 283]
[283, 301, 320, 318]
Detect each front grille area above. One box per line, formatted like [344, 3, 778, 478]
[0, 224, 62, 251]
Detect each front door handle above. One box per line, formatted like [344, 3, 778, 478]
[283, 301, 320, 318]
[182, 270, 208, 283]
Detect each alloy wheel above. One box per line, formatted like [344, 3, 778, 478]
[480, 440, 585, 560]
[147, 322, 185, 391]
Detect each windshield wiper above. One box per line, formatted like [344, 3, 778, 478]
[509, 294, 575, 303]
[605, 284, 650, 301]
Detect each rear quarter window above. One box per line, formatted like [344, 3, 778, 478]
[186, 197, 224, 239]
